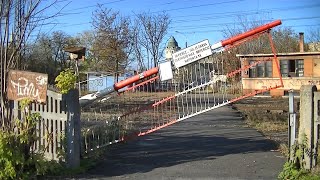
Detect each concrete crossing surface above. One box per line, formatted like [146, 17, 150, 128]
[77, 105, 285, 180]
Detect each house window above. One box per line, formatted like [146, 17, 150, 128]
[296, 60, 304, 77]
[249, 61, 257, 77]
[280, 59, 304, 77]
[249, 60, 272, 78]
[265, 61, 272, 77]
[280, 60, 288, 77]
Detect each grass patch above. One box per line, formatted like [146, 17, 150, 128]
[246, 120, 287, 133]
[41, 147, 109, 179]
[241, 109, 288, 133]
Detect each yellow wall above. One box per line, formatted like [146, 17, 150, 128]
[314, 59, 320, 77]
[240, 54, 320, 96]
[242, 77, 320, 90]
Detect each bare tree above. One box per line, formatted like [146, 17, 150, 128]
[91, 5, 133, 82]
[136, 12, 171, 68]
[221, 15, 300, 77]
[307, 28, 320, 51]
[25, 31, 78, 84]
[0, 0, 61, 127]
[131, 19, 148, 71]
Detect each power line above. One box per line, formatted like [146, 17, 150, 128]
[148, 0, 213, 7]
[46, 2, 320, 30]
[171, 3, 320, 24]
[170, 16, 320, 30]
[34, 0, 320, 39]
[64, 0, 127, 12]
[171, 3, 320, 19]
[172, 11, 271, 23]
[170, 24, 320, 34]
[151, 0, 245, 13]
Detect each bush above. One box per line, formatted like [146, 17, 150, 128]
[55, 68, 77, 94]
[0, 98, 62, 179]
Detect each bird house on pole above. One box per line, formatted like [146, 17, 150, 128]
[64, 47, 86, 61]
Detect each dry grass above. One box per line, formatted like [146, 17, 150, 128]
[241, 108, 288, 133]
[278, 143, 289, 157]
[246, 120, 287, 133]
[233, 97, 291, 156]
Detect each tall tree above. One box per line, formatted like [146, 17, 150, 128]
[24, 31, 78, 84]
[221, 15, 301, 77]
[0, 0, 61, 126]
[307, 28, 320, 51]
[136, 12, 171, 68]
[91, 5, 133, 82]
[131, 19, 147, 71]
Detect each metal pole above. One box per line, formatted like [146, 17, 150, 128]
[175, 31, 187, 48]
[289, 90, 296, 160]
[75, 59, 81, 97]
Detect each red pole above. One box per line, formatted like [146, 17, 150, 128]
[221, 20, 282, 47]
[114, 67, 159, 90]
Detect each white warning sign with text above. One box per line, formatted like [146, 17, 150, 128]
[172, 39, 212, 68]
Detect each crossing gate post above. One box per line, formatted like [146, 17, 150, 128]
[288, 90, 297, 161]
[65, 89, 81, 168]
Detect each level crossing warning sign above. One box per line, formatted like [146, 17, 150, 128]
[172, 39, 212, 68]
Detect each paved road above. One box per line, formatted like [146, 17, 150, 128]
[78, 105, 285, 180]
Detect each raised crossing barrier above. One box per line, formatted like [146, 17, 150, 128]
[80, 20, 284, 155]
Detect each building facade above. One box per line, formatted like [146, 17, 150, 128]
[237, 52, 320, 96]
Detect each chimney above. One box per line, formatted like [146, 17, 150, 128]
[299, 32, 304, 52]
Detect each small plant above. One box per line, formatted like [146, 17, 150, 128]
[278, 161, 307, 180]
[0, 98, 44, 179]
[55, 68, 77, 94]
[278, 134, 309, 179]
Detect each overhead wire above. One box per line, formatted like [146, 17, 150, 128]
[46, 0, 320, 31]
[172, 3, 320, 19]
[151, 0, 245, 13]
[175, 24, 320, 34]
[35, 0, 320, 38]
[171, 16, 320, 29]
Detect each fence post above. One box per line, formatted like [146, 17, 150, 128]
[299, 85, 317, 170]
[288, 90, 297, 161]
[65, 89, 81, 168]
[313, 91, 320, 167]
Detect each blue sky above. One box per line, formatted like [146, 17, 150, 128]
[41, 0, 319, 48]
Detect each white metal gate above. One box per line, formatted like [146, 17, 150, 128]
[80, 20, 284, 153]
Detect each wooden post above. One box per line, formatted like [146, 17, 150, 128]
[65, 89, 81, 168]
[299, 85, 317, 170]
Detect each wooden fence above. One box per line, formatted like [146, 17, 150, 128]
[11, 89, 80, 168]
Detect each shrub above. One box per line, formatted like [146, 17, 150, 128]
[55, 68, 77, 94]
[0, 98, 61, 179]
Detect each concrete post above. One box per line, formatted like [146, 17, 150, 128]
[313, 92, 320, 167]
[299, 85, 317, 170]
[65, 89, 81, 168]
